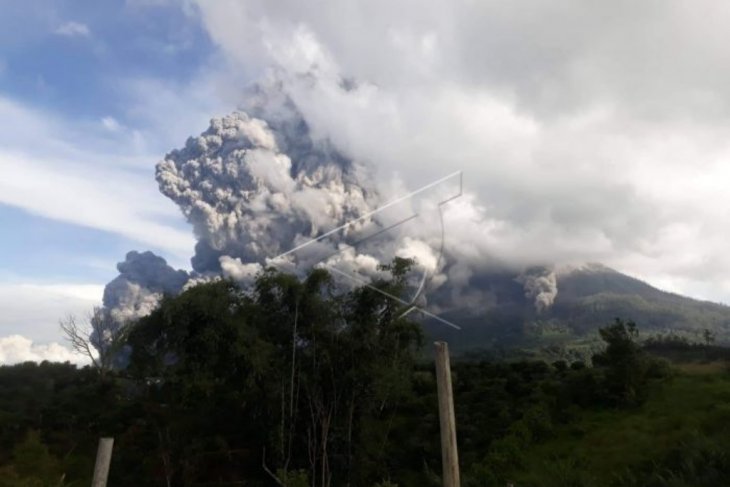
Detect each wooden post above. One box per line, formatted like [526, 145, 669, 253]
[91, 437, 114, 487]
[434, 341, 460, 487]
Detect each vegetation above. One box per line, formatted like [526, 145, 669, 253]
[1, 264, 729, 486]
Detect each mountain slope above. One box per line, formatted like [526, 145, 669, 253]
[425, 263, 730, 355]
[553, 264, 730, 334]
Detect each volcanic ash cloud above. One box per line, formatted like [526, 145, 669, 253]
[100, 93, 454, 338]
[102, 250, 189, 325]
[155, 108, 376, 275]
[516, 266, 558, 313]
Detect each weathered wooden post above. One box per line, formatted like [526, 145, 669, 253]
[91, 437, 114, 487]
[434, 341, 460, 487]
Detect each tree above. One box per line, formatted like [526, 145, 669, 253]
[59, 307, 128, 377]
[703, 328, 716, 347]
[0, 431, 65, 487]
[592, 318, 650, 406]
[122, 261, 423, 486]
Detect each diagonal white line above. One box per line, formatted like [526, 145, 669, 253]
[272, 170, 462, 261]
[267, 170, 464, 330]
[325, 266, 462, 330]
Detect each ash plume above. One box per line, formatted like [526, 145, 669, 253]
[100, 89, 442, 332]
[516, 266, 558, 313]
[155, 99, 376, 275]
[103, 251, 189, 324]
[101, 85, 566, 344]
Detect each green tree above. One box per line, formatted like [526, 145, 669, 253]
[702, 328, 716, 347]
[0, 431, 64, 487]
[123, 260, 423, 486]
[593, 318, 650, 406]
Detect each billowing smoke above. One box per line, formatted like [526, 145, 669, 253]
[516, 267, 559, 313]
[156, 97, 376, 275]
[100, 82, 577, 343]
[103, 251, 189, 324]
[101, 90, 447, 330]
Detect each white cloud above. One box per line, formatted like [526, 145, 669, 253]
[54, 21, 91, 38]
[101, 116, 122, 132]
[115, 74, 231, 154]
[190, 0, 730, 303]
[0, 95, 195, 260]
[0, 282, 103, 344]
[0, 62, 237, 339]
[0, 335, 89, 365]
[0, 150, 194, 258]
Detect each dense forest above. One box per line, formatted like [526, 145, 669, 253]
[1, 260, 730, 486]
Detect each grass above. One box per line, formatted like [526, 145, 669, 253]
[510, 362, 730, 486]
[675, 360, 729, 375]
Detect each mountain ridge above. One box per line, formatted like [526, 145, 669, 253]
[425, 263, 730, 356]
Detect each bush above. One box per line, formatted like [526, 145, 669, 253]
[646, 357, 674, 379]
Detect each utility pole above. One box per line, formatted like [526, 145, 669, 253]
[91, 437, 114, 487]
[434, 341, 460, 487]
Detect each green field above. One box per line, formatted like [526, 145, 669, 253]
[510, 362, 730, 487]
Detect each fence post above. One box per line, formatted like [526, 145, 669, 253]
[435, 341, 460, 487]
[91, 437, 114, 487]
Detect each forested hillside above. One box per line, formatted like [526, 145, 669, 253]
[429, 264, 730, 356]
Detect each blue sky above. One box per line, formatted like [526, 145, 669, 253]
[1, 0, 210, 115]
[0, 0, 230, 355]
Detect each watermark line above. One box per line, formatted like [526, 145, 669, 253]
[326, 266, 462, 330]
[272, 170, 462, 261]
